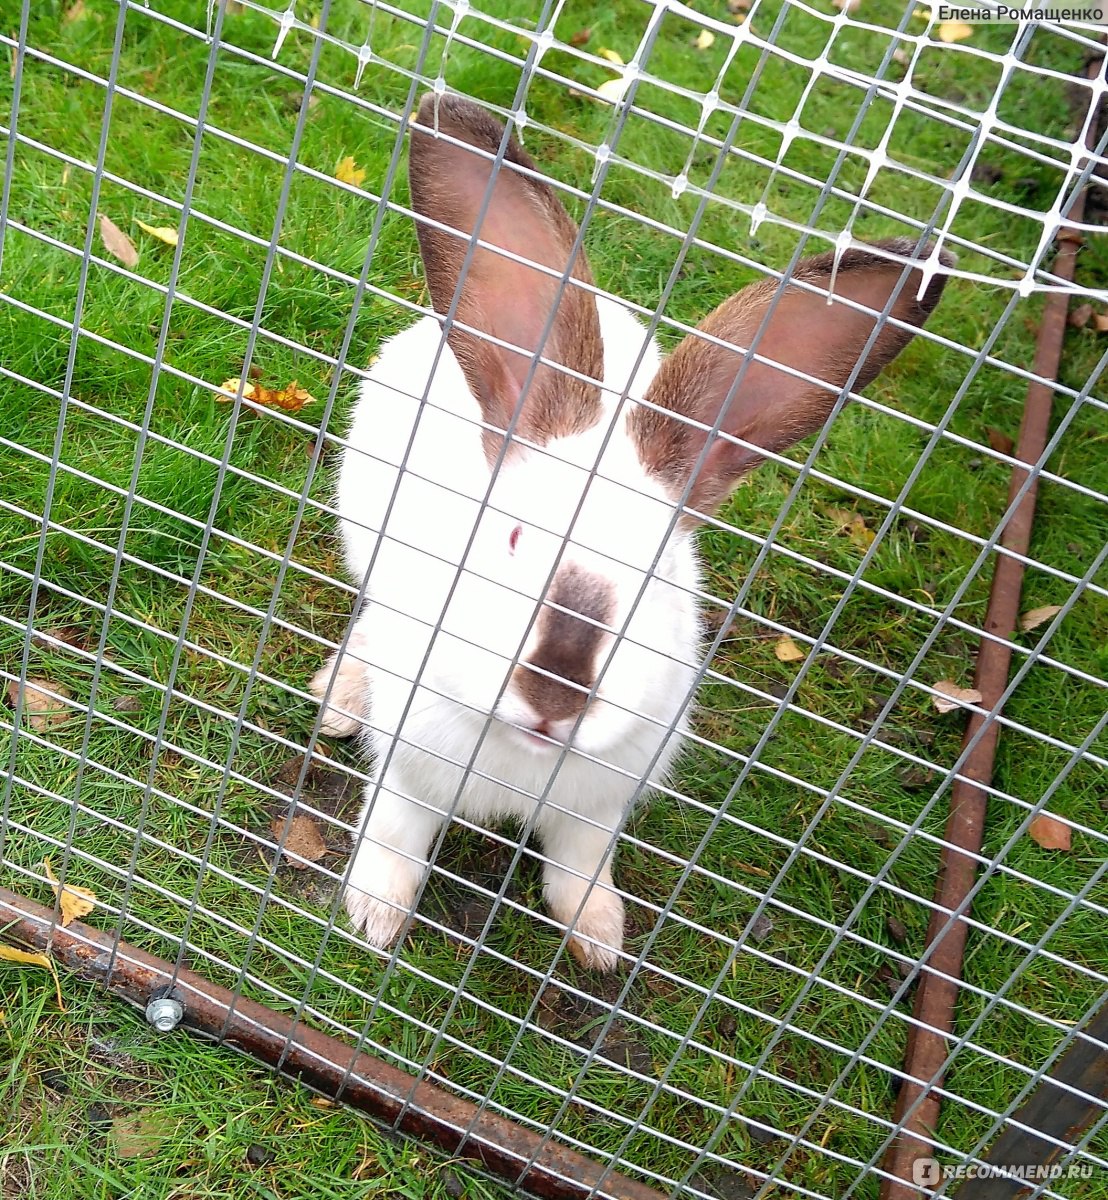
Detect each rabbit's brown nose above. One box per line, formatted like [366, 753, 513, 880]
[512, 564, 615, 724]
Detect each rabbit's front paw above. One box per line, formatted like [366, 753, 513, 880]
[344, 840, 422, 949]
[310, 649, 368, 739]
[568, 891, 625, 972]
[547, 881, 625, 972]
[344, 882, 413, 948]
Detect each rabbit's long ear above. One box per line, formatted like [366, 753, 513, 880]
[629, 239, 952, 517]
[408, 93, 603, 461]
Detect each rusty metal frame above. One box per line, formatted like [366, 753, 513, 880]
[0, 886, 666, 1200]
[879, 49, 1107, 1200]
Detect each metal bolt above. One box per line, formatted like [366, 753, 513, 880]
[145, 996, 183, 1032]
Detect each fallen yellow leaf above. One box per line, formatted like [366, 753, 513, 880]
[824, 505, 856, 529]
[597, 77, 631, 103]
[848, 514, 876, 550]
[99, 214, 139, 269]
[43, 858, 97, 928]
[0, 943, 64, 1009]
[937, 20, 973, 41]
[135, 219, 178, 248]
[1019, 604, 1063, 633]
[774, 636, 806, 663]
[0, 944, 51, 969]
[216, 378, 256, 403]
[216, 377, 317, 414]
[335, 155, 366, 187]
[598, 47, 624, 65]
[693, 30, 716, 49]
[932, 680, 983, 714]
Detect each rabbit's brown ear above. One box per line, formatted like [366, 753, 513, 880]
[408, 93, 603, 462]
[629, 239, 953, 517]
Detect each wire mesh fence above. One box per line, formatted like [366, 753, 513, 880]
[1, 1, 1106, 1198]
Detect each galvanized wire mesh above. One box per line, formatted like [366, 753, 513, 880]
[1, 1, 1106, 1198]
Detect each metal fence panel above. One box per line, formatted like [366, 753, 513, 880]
[2, 2, 1106, 1198]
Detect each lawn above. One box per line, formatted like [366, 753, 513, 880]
[2, 1, 1106, 1198]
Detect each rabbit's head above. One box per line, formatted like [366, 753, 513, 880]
[405, 94, 951, 759]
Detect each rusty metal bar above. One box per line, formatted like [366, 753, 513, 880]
[0, 886, 666, 1200]
[878, 51, 1106, 1200]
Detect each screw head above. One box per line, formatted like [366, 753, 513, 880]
[145, 996, 183, 1032]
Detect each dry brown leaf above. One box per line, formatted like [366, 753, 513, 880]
[216, 377, 316, 413]
[1019, 604, 1063, 632]
[62, 0, 88, 22]
[334, 155, 366, 187]
[774, 636, 806, 663]
[0, 943, 64, 1008]
[6, 678, 72, 731]
[984, 427, 1014, 456]
[598, 47, 625, 64]
[43, 857, 97, 927]
[271, 813, 327, 868]
[1068, 303, 1093, 328]
[832, 0, 861, 12]
[569, 28, 591, 46]
[33, 625, 88, 653]
[135, 219, 178, 248]
[1092, 312, 1108, 333]
[99, 214, 139, 268]
[1028, 813, 1071, 851]
[932, 680, 983, 714]
[259, 380, 316, 413]
[892, 47, 910, 66]
[937, 20, 973, 41]
[727, 0, 751, 12]
[823, 505, 856, 530]
[111, 1112, 174, 1159]
[693, 29, 716, 49]
[849, 514, 876, 550]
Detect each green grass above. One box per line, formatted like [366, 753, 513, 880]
[2, 1, 1107, 1198]
[1, 968, 507, 1200]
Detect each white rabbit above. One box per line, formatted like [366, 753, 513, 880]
[311, 93, 951, 970]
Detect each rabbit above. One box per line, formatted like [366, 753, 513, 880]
[310, 92, 952, 971]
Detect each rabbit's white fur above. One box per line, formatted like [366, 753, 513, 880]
[315, 299, 699, 970]
[311, 93, 950, 970]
